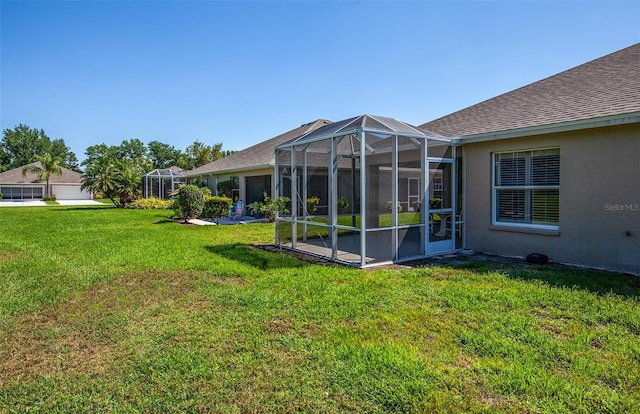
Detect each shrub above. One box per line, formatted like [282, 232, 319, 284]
[177, 184, 204, 222]
[0, 192, 3, 200]
[337, 196, 349, 211]
[306, 196, 320, 214]
[128, 197, 171, 209]
[171, 198, 183, 219]
[198, 186, 212, 197]
[202, 196, 233, 223]
[387, 201, 403, 212]
[260, 193, 290, 221]
[169, 184, 210, 199]
[43, 194, 57, 202]
[216, 179, 238, 199]
[429, 198, 443, 209]
[248, 200, 264, 217]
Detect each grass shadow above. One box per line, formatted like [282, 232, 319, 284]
[154, 219, 175, 225]
[52, 205, 114, 211]
[448, 258, 640, 300]
[153, 215, 176, 225]
[205, 243, 309, 270]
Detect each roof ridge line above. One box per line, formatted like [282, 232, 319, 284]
[301, 119, 330, 135]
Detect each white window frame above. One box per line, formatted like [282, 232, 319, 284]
[432, 177, 443, 199]
[492, 147, 559, 231]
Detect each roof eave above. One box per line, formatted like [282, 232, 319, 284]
[0, 181, 81, 185]
[457, 111, 640, 144]
[185, 163, 274, 178]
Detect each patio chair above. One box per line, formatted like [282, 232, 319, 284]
[429, 213, 441, 234]
[230, 200, 244, 221]
[437, 211, 464, 237]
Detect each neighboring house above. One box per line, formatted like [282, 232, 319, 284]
[0, 162, 92, 200]
[185, 119, 331, 204]
[420, 43, 640, 275]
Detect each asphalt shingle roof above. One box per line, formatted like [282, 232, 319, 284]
[420, 43, 640, 137]
[0, 162, 84, 184]
[185, 119, 332, 177]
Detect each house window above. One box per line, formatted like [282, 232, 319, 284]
[493, 148, 559, 229]
[432, 178, 443, 199]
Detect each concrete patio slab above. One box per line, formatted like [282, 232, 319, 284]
[217, 216, 270, 225]
[188, 216, 270, 225]
[188, 218, 217, 225]
[0, 200, 47, 207]
[56, 200, 103, 206]
[0, 199, 104, 207]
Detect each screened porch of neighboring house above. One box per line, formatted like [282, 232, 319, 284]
[274, 114, 463, 268]
[143, 167, 187, 199]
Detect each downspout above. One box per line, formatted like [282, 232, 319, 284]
[462, 144, 467, 249]
[291, 148, 297, 249]
[274, 153, 279, 245]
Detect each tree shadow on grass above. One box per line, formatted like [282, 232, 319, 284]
[153, 216, 176, 224]
[52, 205, 114, 211]
[154, 219, 176, 224]
[205, 243, 310, 271]
[447, 258, 640, 300]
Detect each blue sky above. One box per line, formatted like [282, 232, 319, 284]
[1, 1, 639, 162]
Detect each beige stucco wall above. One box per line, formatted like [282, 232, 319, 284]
[463, 123, 640, 275]
[240, 167, 274, 202]
[192, 167, 275, 202]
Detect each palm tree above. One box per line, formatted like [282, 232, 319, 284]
[22, 153, 63, 197]
[81, 157, 119, 205]
[81, 158, 142, 207]
[116, 162, 143, 205]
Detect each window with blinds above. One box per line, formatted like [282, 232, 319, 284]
[493, 149, 559, 228]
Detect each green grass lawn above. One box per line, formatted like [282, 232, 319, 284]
[0, 206, 638, 413]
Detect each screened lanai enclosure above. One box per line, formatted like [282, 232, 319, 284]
[275, 114, 462, 267]
[143, 167, 187, 199]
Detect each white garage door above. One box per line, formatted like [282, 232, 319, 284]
[52, 185, 91, 200]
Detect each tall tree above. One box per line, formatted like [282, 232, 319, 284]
[210, 142, 224, 162]
[117, 139, 152, 172]
[50, 138, 80, 171]
[178, 141, 229, 171]
[21, 153, 63, 197]
[181, 141, 211, 170]
[220, 149, 236, 158]
[0, 124, 79, 172]
[1, 124, 50, 171]
[147, 141, 183, 169]
[117, 138, 146, 161]
[82, 141, 152, 173]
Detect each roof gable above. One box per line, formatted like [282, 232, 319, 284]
[0, 162, 84, 185]
[185, 119, 332, 177]
[420, 43, 640, 138]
